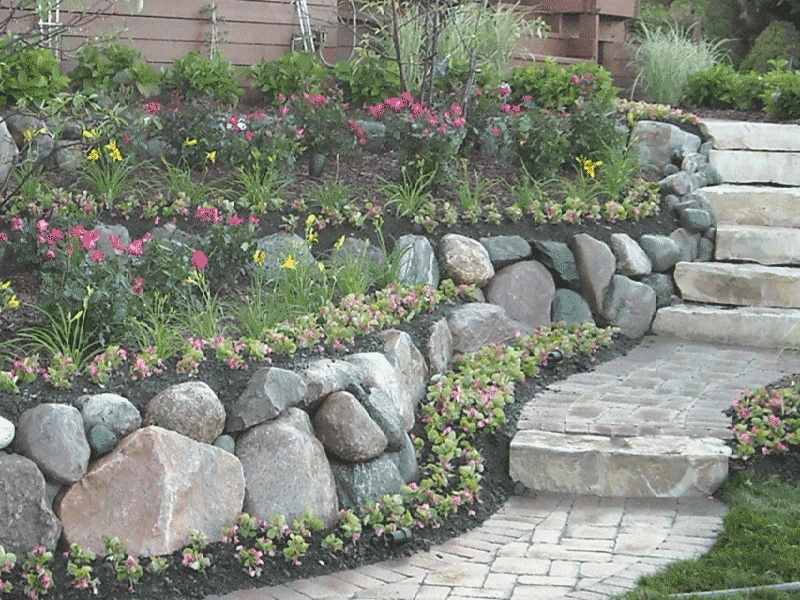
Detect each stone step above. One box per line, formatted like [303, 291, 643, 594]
[651, 304, 800, 348]
[709, 150, 800, 185]
[716, 223, 800, 265]
[674, 261, 800, 308]
[699, 118, 800, 151]
[509, 430, 730, 498]
[701, 184, 800, 228]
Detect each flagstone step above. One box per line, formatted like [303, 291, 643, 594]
[709, 150, 800, 185]
[715, 223, 800, 265]
[509, 430, 730, 498]
[652, 304, 800, 348]
[674, 261, 800, 308]
[701, 184, 800, 228]
[699, 118, 800, 151]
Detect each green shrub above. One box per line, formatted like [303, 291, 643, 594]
[627, 21, 729, 106]
[499, 108, 570, 179]
[69, 42, 140, 92]
[0, 38, 68, 108]
[566, 99, 627, 162]
[333, 47, 402, 107]
[740, 20, 800, 73]
[506, 59, 617, 111]
[684, 63, 764, 110]
[248, 51, 331, 106]
[162, 52, 243, 105]
[762, 67, 800, 119]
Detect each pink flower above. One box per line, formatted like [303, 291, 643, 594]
[367, 104, 384, 117]
[145, 101, 161, 114]
[11, 217, 22, 230]
[740, 432, 750, 444]
[768, 414, 781, 427]
[384, 97, 404, 110]
[295, 128, 305, 139]
[453, 116, 465, 128]
[90, 249, 103, 262]
[739, 407, 750, 419]
[127, 239, 143, 256]
[44, 249, 55, 261]
[278, 92, 286, 101]
[400, 91, 413, 104]
[245, 130, 254, 140]
[36, 219, 48, 232]
[228, 214, 243, 227]
[191, 250, 208, 270]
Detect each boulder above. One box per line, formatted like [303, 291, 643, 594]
[213, 434, 236, 454]
[76, 393, 141, 440]
[0, 415, 14, 449]
[236, 409, 338, 528]
[145, 381, 225, 444]
[329, 454, 406, 512]
[659, 171, 695, 197]
[379, 329, 428, 427]
[681, 152, 707, 174]
[88, 424, 118, 456]
[427, 317, 453, 375]
[313, 391, 388, 462]
[56, 426, 245, 556]
[638, 234, 682, 272]
[680, 208, 716, 234]
[447, 303, 534, 352]
[348, 384, 405, 452]
[0, 454, 62, 554]
[252, 232, 314, 280]
[669, 228, 701, 263]
[334, 237, 385, 270]
[93, 223, 131, 266]
[573, 233, 616, 313]
[551, 289, 594, 326]
[300, 359, 361, 412]
[0, 118, 19, 187]
[610, 233, 652, 277]
[226, 367, 307, 433]
[484, 260, 555, 328]
[13, 404, 90, 485]
[387, 432, 419, 484]
[641, 273, 675, 309]
[344, 353, 408, 430]
[440, 233, 494, 286]
[698, 237, 715, 262]
[396, 234, 439, 288]
[602, 275, 657, 338]
[530, 240, 580, 289]
[478, 235, 532, 268]
[631, 120, 701, 177]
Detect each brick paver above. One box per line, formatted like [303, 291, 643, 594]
[205, 337, 800, 600]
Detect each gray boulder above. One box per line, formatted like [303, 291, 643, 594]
[479, 235, 532, 268]
[530, 240, 580, 289]
[252, 232, 313, 280]
[0, 118, 20, 188]
[13, 404, 90, 485]
[349, 384, 405, 452]
[226, 367, 307, 433]
[299, 358, 361, 412]
[379, 329, 428, 429]
[76, 392, 141, 440]
[484, 260, 555, 328]
[640, 273, 675, 308]
[313, 391, 388, 462]
[396, 234, 439, 288]
[329, 454, 406, 512]
[610, 233, 652, 277]
[602, 275, 657, 338]
[447, 303, 534, 352]
[659, 171, 694, 197]
[386, 432, 419, 484]
[344, 353, 408, 431]
[440, 233, 494, 286]
[680, 208, 716, 234]
[631, 120, 701, 177]
[145, 381, 226, 445]
[669, 228, 702, 262]
[426, 317, 453, 375]
[0, 415, 15, 449]
[639, 234, 682, 272]
[551, 289, 594, 326]
[572, 233, 616, 313]
[88, 424, 117, 456]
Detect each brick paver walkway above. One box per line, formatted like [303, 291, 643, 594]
[207, 334, 800, 600]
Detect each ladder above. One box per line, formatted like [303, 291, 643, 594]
[293, 0, 315, 53]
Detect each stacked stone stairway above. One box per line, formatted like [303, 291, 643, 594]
[510, 119, 800, 499]
[652, 119, 800, 349]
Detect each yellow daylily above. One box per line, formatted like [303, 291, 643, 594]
[579, 157, 602, 179]
[23, 128, 33, 143]
[184, 138, 197, 146]
[83, 128, 101, 140]
[7, 295, 19, 309]
[87, 149, 100, 162]
[1, 281, 10, 290]
[318, 262, 325, 272]
[206, 150, 216, 164]
[105, 140, 122, 161]
[254, 250, 266, 265]
[334, 235, 345, 250]
[281, 255, 296, 270]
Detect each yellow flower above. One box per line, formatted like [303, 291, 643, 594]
[334, 235, 345, 250]
[254, 250, 265, 265]
[83, 128, 101, 140]
[105, 140, 122, 161]
[306, 213, 316, 227]
[282, 255, 296, 270]
[1, 281, 9, 290]
[87, 149, 100, 162]
[23, 128, 33, 143]
[206, 150, 216, 164]
[318, 262, 325, 272]
[7, 296, 19, 309]
[184, 138, 197, 146]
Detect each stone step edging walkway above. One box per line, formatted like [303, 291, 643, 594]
[206, 334, 800, 600]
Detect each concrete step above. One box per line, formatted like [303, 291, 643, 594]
[699, 118, 800, 151]
[674, 261, 800, 308]
[652, 304, 800, 348]
[709, 150, 800, 185]
[701, 184, 800, 228]
[716, 223, 800, 265]
[509, 430, 730, 498]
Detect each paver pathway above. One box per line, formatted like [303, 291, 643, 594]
[207, 334, 800, 600]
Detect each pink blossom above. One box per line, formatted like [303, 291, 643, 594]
[400, 91, 413, 104]
[367, 104, 384, 117]
[44, 250, 55, 261]
[11, 217, 22, 230]
[36, 219, 48, 232]
[90, 249, 103, 262]
[571, 74, 580, 85]
[739, 407, 750, 419]
[245, 130, 254, 140]
[228, 214, 243, 227]
[127, 240, 143, 256]
[191, 250, 207, 270]
[384, 97, 404, 110]
[768, 414, 781, 427]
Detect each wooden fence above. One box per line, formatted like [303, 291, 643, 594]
[1, 0, 639, 88]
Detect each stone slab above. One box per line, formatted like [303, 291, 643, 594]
[674, 261, 800, 308]
[709, 150, 800, 185]
[715, 223, 800, 265]
[651, 304, 800, 348]
[700, 119, 800, 151]
[702, 184, 800, 228]
[509, 430, 730, 498]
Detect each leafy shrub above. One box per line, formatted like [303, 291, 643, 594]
[0, 39, 68, 107]
[685, 64, 764, 110]
[333, 47, 402, 107]
[162, 52, 243, 105]
[248, 51, 331, 106]
[68, 42, 140, 92]
[762, 68, 800, 119]
[740, 20, 800, 73]
[506, 59, 617, 111]
[566, 99, 627, 162]
[499, 108, 570, 179]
